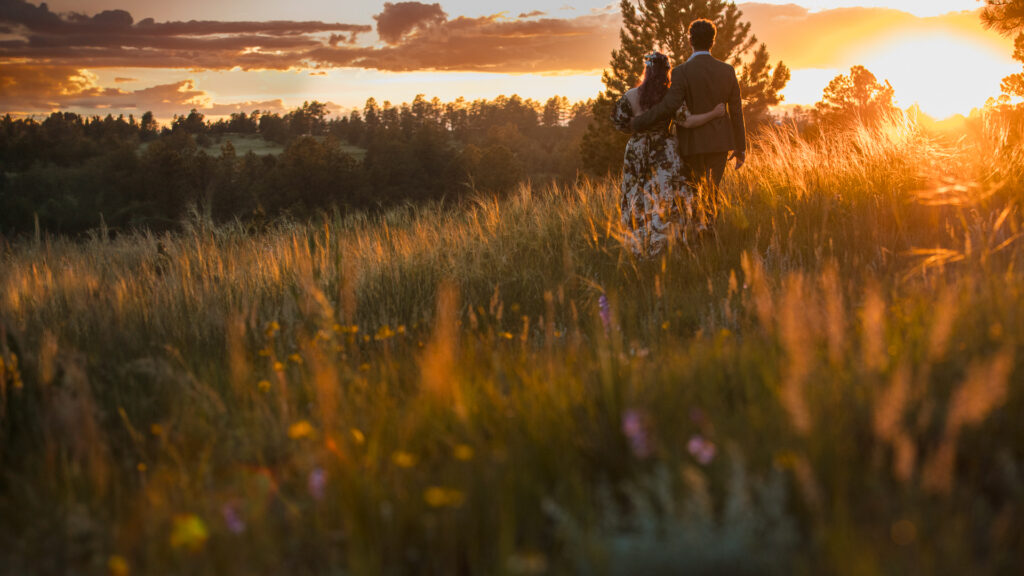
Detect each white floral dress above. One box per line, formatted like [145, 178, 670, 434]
[611, 88, 695, 257]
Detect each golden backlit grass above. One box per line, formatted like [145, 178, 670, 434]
[1, 115, 1023, 575]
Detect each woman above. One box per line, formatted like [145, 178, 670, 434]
[611, 52, 725, 257]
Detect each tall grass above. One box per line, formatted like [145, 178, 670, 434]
[1, 116, 1023, 575]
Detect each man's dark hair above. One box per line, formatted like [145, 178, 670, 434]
[689, 19, 716, 51]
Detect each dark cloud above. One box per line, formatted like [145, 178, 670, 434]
[0, 0, 372, 70]
[518, 11, 546, 19]
[311, 12, 620, 73]
[374, 2, 446, 45]
[0, 0, 620, 74]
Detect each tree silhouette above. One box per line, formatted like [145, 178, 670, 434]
[581, 0, 789, 175]
[981, 1, 1024, 103]
[814, 66, 896, 126]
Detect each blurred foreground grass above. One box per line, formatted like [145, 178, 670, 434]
[2, 117, 1024, 575]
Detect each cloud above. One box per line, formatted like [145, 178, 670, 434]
[374, 2, 447, 44]
[738, 3, 1001, 69]
[0, 0, 618, 73]
[0, 0, 372, 70]
[0, 64, 283, 118]
[311, 12, 621, 73]
[518, 11, 547, 19]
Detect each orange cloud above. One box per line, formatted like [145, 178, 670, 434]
[0, 65, 283, 117]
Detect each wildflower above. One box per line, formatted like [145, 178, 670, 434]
[288, 420, 315, 439]
[392, 451, 416, 468]
[598, 294, 611, 331]
[150, 424, 164, 436]
[397, 325, 406, 334]
[257, 348, 271, 357]
[423, 486, 466, 508]
[375, 325, 396, 341]
[107, 555, 129, 576]
[454, 444, 474, 461]
[221, 503, 246, 535]
[308, 467, 327, 501]
[358, 363, 371, 372]
[661, 320, 670, 331]
[169, 514, 208, 551]
[622, 409, 652, 459]
[257, 380, 271, 392]
[137, 462, 147, 473]
[288, 353, 303, 365]
[687, 434, 716, 465]
[500, 332, 515, 340]
[350, 428, 366, 445]
[273, 361, 285, 372]
[264, 321, 280, 338]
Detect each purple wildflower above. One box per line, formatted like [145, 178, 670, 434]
[599, 295, 611, 332]
[308, 467, 327, 501]
[221, 503, 246, 535]
[622, 409, 652, 459]
[687, 435, 716, 465]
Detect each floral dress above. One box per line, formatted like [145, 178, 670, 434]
[611, 89, 695, 257]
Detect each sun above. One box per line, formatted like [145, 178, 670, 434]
[855, 32, 1019, 119]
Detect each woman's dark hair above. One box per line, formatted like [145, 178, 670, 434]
[638, 52, 670, 112]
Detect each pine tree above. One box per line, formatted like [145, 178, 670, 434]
[581, 0, 790, 176]
[981, 1, 1024, 101]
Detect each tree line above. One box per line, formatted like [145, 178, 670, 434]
[0, 95, 593, 236]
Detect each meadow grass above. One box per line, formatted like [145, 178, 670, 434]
[1, 116, 1023, 575]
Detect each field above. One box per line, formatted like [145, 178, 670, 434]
[141, 133, 369, 161]
[2, 117, 1023, 574]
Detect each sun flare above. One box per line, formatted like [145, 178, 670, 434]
[854, 32, 1018, 119]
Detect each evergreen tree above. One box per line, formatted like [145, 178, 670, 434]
[981, 1, 1024, 102]
[814, 66, 896, 126]
[581, 0, 789, 176]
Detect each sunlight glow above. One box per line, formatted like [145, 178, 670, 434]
[855, 33, 1018, 119]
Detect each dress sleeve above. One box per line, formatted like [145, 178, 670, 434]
[611, 94, 634, 134]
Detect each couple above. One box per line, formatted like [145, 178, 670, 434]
[612, 19, 746, 257]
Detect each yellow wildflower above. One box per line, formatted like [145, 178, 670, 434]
[137, 462, 147, 472]
[661, 321, 670, 331]
[375, 326, 396, 341]
[500, 332, 514, 340]
[258, 348, 271, 357]
[288, 420, 315, 439]
[454, 444, 474, 461]
[423, 486, 466, 508]
[391, 451, 416, 468]
[257, 380, 272, 392]
[350, 428, 366, 445]
[288, 353, 303, 365]
[273, 361, 285, 372]
[107, 555, 129, 576]
[150, 424, 164, 436]
[169, 514, 208, 551]
[397, 325, 406, 334]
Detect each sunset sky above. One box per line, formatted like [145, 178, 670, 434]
[0, 0, 1018, 121]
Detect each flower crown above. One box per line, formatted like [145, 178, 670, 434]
[644, 52, 667, 67]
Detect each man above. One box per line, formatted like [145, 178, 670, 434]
[631, 18, 745, 190]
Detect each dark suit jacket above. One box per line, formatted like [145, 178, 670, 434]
[633, 54, 745, 157]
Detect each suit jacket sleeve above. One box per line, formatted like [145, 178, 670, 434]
[728, 71, 746, 153]
[631, 67, 686, 132]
